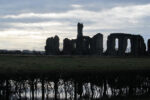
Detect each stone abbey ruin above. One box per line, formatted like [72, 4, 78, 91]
[45, 23, 150, 56]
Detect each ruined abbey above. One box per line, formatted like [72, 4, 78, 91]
[45, 23, 150, 56]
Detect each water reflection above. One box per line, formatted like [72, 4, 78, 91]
[0, 72, 150, 100]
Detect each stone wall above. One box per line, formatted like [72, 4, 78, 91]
[63, 38, 76, 55]
[45, 23, 148, 56]
[76, 36, 91, 55]
[106, 33, 146, 56]
[62, 23, 104, 55]
[45, 35, 60, 55]
[90, 33, 103, 55]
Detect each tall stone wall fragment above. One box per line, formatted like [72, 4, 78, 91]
[90, 33, 103, 55]
[45, 35, 60, 55]
[63, 38, 75, 55]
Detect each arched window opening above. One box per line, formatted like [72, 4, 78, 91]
[125, 39, 131, 53]
[74, 43, 76, 48]
[115, 38, 119, 51]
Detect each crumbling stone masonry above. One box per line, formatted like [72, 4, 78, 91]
[45, 23, 147, 56]
[90, 33, 103, 55]
[64, 22, 104, 55]
[62, 23, 103, 55]
[75, 23, 103, 55]
[77, 23, 83, 38]
[106, 33, 146, 56]
[63, 38, 74, 54]
[76, 23, 90, 55]
[45, 35, 60, 55]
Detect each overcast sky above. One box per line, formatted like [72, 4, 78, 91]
[0, 0, 150, 51]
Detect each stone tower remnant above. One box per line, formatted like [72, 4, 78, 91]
[77, 23, 83, 38]
[45, 35, 60, 55]
[62, 23, 103, 55]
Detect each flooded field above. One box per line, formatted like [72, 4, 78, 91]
[0, 71, 150, 100]
[0, 56, 149, 99]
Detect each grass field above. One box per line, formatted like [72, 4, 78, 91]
[0, 55, 150, 74]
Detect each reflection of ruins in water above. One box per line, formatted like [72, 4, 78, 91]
[0, 71, 150, 100]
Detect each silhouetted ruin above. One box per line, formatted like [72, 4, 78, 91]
[106, 33, 146, 56]
[91, 33, 103, 55]
[62, 23, 103, 55]
[63, 38, 75, 54]
[45, 35, 60, 55]
[45, 23, 149, 56]
[75, 23, 103, 55]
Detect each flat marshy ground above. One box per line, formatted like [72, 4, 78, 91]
[0, 55, 150, 75]
[0, 55, 150, 100]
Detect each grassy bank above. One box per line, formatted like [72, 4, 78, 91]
[0, 55, 150, 74]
